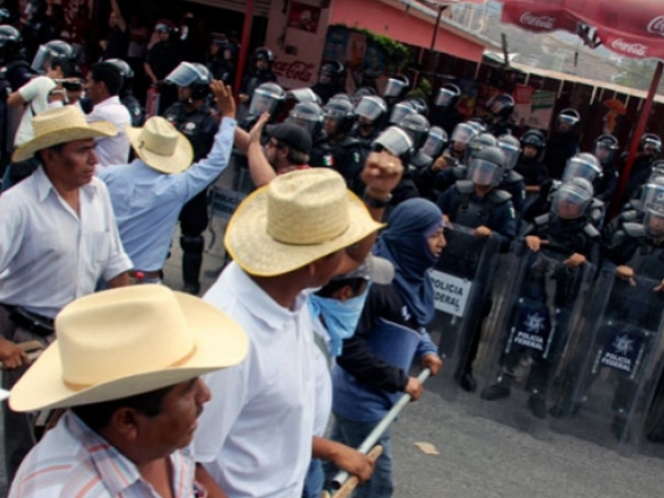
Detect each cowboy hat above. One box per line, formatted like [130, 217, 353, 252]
[126, 116, 194, 174]
[12, 105, 117, 163]
[225, 168, 384, 277]
[9, 285, 248, 412]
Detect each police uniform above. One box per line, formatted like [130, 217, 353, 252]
[145, 40, 185, 114]
[163, 101, 218, 294]
[240, 68, 277, 102]
[323, 135, 364, 195]
[500, 169, 527, 220]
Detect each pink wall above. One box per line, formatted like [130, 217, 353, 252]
[329, 0, 486, 63]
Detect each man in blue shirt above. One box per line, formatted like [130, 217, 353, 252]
[98, 80, 236, 282]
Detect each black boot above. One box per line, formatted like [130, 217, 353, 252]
[460, 371, 478, 393]
[481, 375, 512, 401]
[181, 235, 204, 295]
[528, 389, 547, 419]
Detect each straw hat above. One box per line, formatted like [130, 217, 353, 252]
[225, 168, 384, 277]
[12, 105, 117, 163]
[126, 117, 194, 174]
[9, 285, 249, 412]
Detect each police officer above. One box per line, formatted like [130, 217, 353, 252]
[106, 58, 145, 127]
[593, 133, 620, 203]
[144, 21, 185, 115]
[430, 83, 464, 136]
[391, 112, 430, 203]
[619, 133, 662, 205]
[485, 93, 515, 137]
[242, 81, 285, 130]
[21, 0, 56, 60]
[321, 95, 363, 193]
[206, 37, 236, 86]
[352, 95, 388, 150]
[498, 134, 527, 220]
[545, 108, 582, 180]
[239, 47, 277, 107]
[382, 74, 410, 109]
[481, 178, 601, 418]
[311, 60, 346, 104]
[438, 145, 517, 391]
[285, 100, 330, 167]
[163, 62, 218, 295]
[515, 129, 549, 194]
[412, 127, 448, 201]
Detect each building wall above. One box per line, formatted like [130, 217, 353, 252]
[329, 0, 485, 63]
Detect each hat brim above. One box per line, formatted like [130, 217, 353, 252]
[12, 122, 117, 163]
[126, 125, 194, 174]
[225, 186, 384, 277]
[9, 293, 249, 412]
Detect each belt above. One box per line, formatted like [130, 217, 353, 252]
[130, 270, 162, 281]
[2, 304, 55, 338]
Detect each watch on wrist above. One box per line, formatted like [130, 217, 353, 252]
[362, 188, 392, 209]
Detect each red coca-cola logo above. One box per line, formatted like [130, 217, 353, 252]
[647, 16, 664, 36]
[519, 11, 555, 30]
[273, 60, 316, 83]
[611, 38, 648, 57]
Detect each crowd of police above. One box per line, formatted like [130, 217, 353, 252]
[3, 3, 664, 462]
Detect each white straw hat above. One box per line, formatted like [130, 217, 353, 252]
[12, 105, 117, 162]
[225, 168, 384, 276]
[9, 285, 248, 412]
[126, 117, 194, 174]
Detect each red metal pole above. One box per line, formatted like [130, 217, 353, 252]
[234, 0, 256, 97]
[613, 60, 664, 213]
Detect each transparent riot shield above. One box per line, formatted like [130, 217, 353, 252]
[549, 266, 664, 455]
[206, 148, 255, 272]
[427, 225, 500, 399]
[468, 241, 596, 437]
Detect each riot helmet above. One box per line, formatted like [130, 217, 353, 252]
[356, 95, 387, 123]
[0, 25, 22, 63]
[31, 40, 74, 72]
[486, 93, 514, 119]
[451, 122, 478, 146]
[323, 96, 357, 136]
[556, 108, 581, 133]
[593, 134, 619, 166]
[644, 206, 664, 239]
[640, 178, 664, 212]
[647, 160, 664, 183]
[165, 62, 212, 100]
[639, 133, 662, 157]
[498, 134, 521, 172]
[248, 82, 285, 117]
[420, 127, 448, 158]
[285, 87, 322, 105]
[287, 101, 324, 138]
[154, 20, 174, 35]
[254, 46, 274, 63]
[372, 126, 414, 166]
[353, 86, 376, 106]
[466, 133, 498, 167]
[383, 75, 410, 99]
[467, 119, 487, 134]
[397, 113, 430, 150]
[388, 101, 416, 125]
[318, 60, 345, 86]
[405, 97, 428, 117]
[551, 178, 594, 220]
[520, 129, 547, 150]
[105, 58, 134, 79]
[468, 146, 506, 188]
[434, 83, 461, 109]
[562, 153, 603, 184]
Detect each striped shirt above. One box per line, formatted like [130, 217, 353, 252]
[9, 411, 203, 498]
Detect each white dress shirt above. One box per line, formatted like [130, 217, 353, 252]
[14, 76, 56, 147]
[87, 96, 131, 167]
[0, 167, 132, 318]
[194, 262, 316, 498]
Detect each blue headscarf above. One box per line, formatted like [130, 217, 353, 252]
[374, 198, 444, 326]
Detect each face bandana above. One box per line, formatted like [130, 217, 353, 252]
[307, 284, 371, 357]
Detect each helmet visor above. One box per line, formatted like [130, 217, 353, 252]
[356, 97, 386, 121]
[249, 88, 280, 116]
[552, 184, 591, 220]
[435, 88, 456, 108]
[562, 157, 601, 184]
[451, 123, 476, 145]
[421, 128, 446, 157]
[31, 45, 52, 72]
[286, 88, 320, 104]
[383, 78, 406, 98]
[640, 183, 664, 211]
[469, 159, 500, 187]
[165, 62, 203, 87]
[593, 142, 616, 165]
[388, 103, 414, 125]
[499, 141, 520, 171]
[373, 126, 413, 158]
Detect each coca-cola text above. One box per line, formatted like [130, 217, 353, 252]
[273, 60, 316, 83]
[647, 16, 664, 37]
[519, 11, 555, 30]
[611, 38, 648, 57]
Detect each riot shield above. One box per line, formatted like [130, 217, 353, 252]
[428, 225, 500, 399]
[468, 242, 596, 436]
[205, 149, 255, 273]
[549, 266, 664, 454]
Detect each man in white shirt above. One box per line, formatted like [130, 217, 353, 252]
[85, 61, 131, 167]
[194, 155, 406, 497]
[0, 104, 133, 480]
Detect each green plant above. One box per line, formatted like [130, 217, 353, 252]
[330, 24, 410, 70]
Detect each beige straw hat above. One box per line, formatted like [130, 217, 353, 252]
[126, 116, 194, 174]
[9, 285, 249, 412]
[225, 168, 384, 277]
[12, 105, 117, 163]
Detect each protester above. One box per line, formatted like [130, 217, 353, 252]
[7, 285, 248, 497]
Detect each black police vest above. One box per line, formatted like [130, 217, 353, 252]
[623, 223, 664, 279]
[533, 213, 600, 255]
[164, 103, 213, 161]
[454, 180, 511, 229]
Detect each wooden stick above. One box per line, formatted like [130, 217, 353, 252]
[332, 445, 384, 498]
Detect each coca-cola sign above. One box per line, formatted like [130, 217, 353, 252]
[273, 60, 316, 83]
[519, 11, 555, 30]
[647, 16, 664, 37]
[611, 38, 648, 57]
